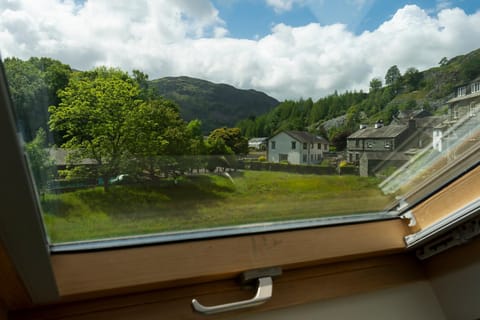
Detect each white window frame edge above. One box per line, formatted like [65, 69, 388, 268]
[0, 59, 59, 304]
[404, 197, 480, 250]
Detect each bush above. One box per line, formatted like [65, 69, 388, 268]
[258, 155, 266, 162]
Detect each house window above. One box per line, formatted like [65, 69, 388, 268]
[471, 82, 480, 93]
[453, 109, 459, 120]
[470, 103, 478, 117]
[279, 154, 288, 162]
[302, 154, 307, 162]
[303, 143, 307, 150]
[384, 140, 391, 149]
[318, 143, 321, 149]
[457, 86, 466, 96]
[291, 141, 296, 149]
[310, 143, 314, 149]
[271, 141, 276, 150]
[310, 154, 314, 161]
[355, 140, 360, 147]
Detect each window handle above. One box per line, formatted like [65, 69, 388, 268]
[192, 277, 272, 315]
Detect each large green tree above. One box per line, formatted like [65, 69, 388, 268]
[369, 78, 382, 92]
[207, 127, 248, 155]
[49, 67, 141, 191]
[385, 65, 401, 86]
[127, 98, 189, 179]
[403, 67, 423, 91]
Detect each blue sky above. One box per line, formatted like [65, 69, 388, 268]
[1, 0, 479, 99]
[213, 0, 479, 38]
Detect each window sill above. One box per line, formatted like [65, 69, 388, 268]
[51, 219, 409, 301]
[13, 253, 423, 320]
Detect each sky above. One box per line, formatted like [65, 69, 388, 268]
[0, 0, 479, 100]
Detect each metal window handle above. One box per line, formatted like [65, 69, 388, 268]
[192, 277, 273, 315]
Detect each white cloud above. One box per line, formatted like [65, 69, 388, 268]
[265, 0, 303, 13]
[1, 2, 480, 100]
[436, 0, 453, 11]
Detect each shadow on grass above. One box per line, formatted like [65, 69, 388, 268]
[40, 196, 77, 218]
[71, 174, 236, 218]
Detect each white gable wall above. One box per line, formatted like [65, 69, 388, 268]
[268, 132, 327, 165]
[268, 132, 302, 164]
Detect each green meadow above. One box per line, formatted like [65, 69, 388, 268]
[41, 171, 393, 243]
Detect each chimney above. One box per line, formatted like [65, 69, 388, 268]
[359, 124, 367, 130]
[408, 119, 416, 130]
[374, 120, 384, 129]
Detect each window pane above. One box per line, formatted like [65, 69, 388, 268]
[2, 1, 479, 245]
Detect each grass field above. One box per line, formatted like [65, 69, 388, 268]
[41, 171, 394, 243]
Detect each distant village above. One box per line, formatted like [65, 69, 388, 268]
[248, 78, 480, 177]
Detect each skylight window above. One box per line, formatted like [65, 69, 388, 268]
[1, 0, 479, 248]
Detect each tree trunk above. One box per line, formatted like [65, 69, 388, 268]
[103, 175, 110, 192]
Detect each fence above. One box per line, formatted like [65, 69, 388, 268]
[239, 161, 358, 175]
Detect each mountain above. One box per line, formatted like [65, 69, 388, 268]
[149, 76, 279, 133]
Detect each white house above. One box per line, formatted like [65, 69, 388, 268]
[248, 137, 268, 150]
[267, 130, 329, 165]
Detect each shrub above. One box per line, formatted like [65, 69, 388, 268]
[338, 160, 348, 168]
[258, 155, 266, 162]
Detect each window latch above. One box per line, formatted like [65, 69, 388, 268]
[401, 210, 417, 227]
[192, 267, 281, 315]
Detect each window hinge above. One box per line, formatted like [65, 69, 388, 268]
[192, 267, 282, 315]
[400, 211, 417, 227]
[415, 215, 480, 260]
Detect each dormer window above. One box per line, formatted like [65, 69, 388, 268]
[471, 82, 480, 93]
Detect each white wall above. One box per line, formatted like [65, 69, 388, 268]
[236, 281, 445, 320]
[430, 259, 480, 320]
[268, 132, 301, 164]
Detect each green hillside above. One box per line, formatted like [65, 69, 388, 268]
[237, 48, 480, 147]
[149, 76, 279, 133]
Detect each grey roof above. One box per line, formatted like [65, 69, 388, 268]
[248, 137, 268, 143]
[49, 148, 97, 166]
[398, 109, 431, 119]
[281, 130, 329, 144]
[394, 116, 447, 128]
[348, 125, 407, 139]
[447, 90, 480, 104]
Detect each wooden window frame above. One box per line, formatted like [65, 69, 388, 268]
[0, 63, 58, 310]
[1, 57, 479, 318]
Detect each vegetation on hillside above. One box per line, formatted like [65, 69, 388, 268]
[150, 76, 279, 133]
[237, 48, 480, 149]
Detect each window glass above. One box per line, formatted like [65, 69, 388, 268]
[1, 1, 479, 245]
